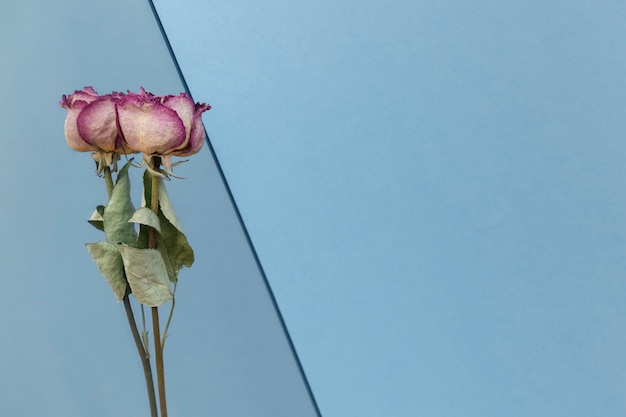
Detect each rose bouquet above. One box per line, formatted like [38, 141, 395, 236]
[60, 86, 210, 417]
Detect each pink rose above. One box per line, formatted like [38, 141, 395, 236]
[117, 88, 210, 174]
[61, 87, 210, 175]
[61, 87, 129, 154]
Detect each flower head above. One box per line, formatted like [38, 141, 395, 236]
[117, 88, 211, 176]
[61, 87, 210, 177]
[60, 87, 132, 170]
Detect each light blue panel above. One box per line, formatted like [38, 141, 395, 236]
[0, 1, 319, 416]
[154, 0, 626, 416]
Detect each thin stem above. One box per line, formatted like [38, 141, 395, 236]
[152, 306, 167, 417]
[142, 305, 147, 331]
[161, 282, 177, 349]
[148, 163, 168, 417]
[103, 166, 158, 417]
[141, 305, 149, 351]
[103, 166, 115, 197]
[124, 295, 158, 417]
[148, 171, 159, 249]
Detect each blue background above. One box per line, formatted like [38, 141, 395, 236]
[2, 0, 626, 416]
[156, 1, 626, 415]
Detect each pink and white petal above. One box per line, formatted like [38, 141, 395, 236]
[76, 98, 119, 152]
[80, 86, 99, 97]
[119, 101, 186, 155]
[174, 114, 206, 157]
[162, 94, 195, 150]
[195, 102, 211, 114]
[61, 86, 99, 109]
[64, 110, 96, 152]
[63, 100, 96, 152]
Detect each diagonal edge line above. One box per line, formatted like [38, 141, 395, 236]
[146, 2, 324, 416]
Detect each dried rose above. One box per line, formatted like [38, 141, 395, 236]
[60, 87, 131, 169]
[117, 88, 210, 176]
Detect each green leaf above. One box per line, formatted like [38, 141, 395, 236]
[128, 207, 161, 233]
[87, 205, 105, 231]
[140, 170, 194, 281]
[136, 224, 150, 250]
[104, 162, 137, 245]
[158, 212, 194, 283]
[158, 179, 183, 231]
[86, 242, 127, 301]
[137, 172, 154, 250]
[157, 179, 194, 282]
[118, 244, 172, 307]
[142, 169, 153, 209]
[137, 173, 151, 250]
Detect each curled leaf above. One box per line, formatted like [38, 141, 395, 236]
[104, 162, 137, 245]
[158, 179, 183, 231]
[158, 213, 194, 283]
[88, 205, 106, 231]
[118, 244, 172, 307]
[86, 242, 127, 301]
[129, 207, 161, 233]
[141, 170, 194, 281]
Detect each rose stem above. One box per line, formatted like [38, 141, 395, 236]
[147, 159, 168, 417]
[103, 165, 158, 417]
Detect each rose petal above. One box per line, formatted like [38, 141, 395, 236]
[162, 93, 195, 151]
[63, 100, 97, 152]
[174, 113, 206, 157]
[61, 87, 105, 152]
[76, 97, 120, 152]
[118, 95, 186, 155]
